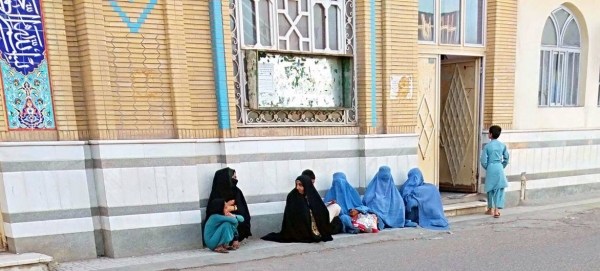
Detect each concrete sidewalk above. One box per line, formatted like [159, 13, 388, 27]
[56, 193, 600, 271]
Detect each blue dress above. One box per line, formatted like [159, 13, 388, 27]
[399, 168, 449, 230]
[363, 166, 407, 229]
[480, 139, 510, 209]
[203, 214, 244, 251]
[324, 172, 370, 233]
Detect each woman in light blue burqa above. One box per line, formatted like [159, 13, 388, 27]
[363, 166, 414, 229]
[399, 168, 449, 230]
[324, 172, 369, 233]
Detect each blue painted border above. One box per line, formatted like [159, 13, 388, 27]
[209, 0, 231, 129]
[109, 0, 157, 34]
[369, 0, 377, 127]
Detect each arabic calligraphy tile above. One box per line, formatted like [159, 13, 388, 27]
[110, 0, 158, 34]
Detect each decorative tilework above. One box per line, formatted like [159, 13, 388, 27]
[0, 0, 56, 130]
[209, 0, 230, 130]
[109, 0, 158, 34]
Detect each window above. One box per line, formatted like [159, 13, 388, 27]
[440, 0, 460, 44]
[418, 0, 435, 42]
[538, 7, 581, 107]
[230, 0, 357, 125]
[465, 0, 484, 44]
[239, 0, 348, 54]
[418, 0, 485, 45]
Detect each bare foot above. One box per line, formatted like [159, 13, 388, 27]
[232, 241, 240, 250]
[485, 209, 493, 215]
[493, 211, 501, 218]
[214, 245, 229, 253]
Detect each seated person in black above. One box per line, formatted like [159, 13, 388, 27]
[261, 175, 333, 243]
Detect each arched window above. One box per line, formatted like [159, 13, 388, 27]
[538, 7, 581, 106]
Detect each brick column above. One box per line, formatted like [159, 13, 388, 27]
[73, 0, 116, 140]
[356, 0, 378, 134]
[380, 0, 418, 134]
[484, 0, 518, 129]
[164, 0, 194, 138]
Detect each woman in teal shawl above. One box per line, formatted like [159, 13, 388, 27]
[203, 198, 244, 253]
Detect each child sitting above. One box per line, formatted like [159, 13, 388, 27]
[348, 209, 379, 233]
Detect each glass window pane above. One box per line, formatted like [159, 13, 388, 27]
[541, 18, 557, 46]
[328, 6, 339, 51]
[553, 8, 569, 31]
[258, 0, 272, 46]
[539, 51, 549, 106]
[551, 53, 563, 105]
[440, 0, 461, 44]
[564, 53, 574, 105]
[242, 0, 257, 46]
[313, 4, 326, 50]
[570, 53, 580, 105]
[562, 19, 581, 47]
[465, 0, 484, 44]
[278, 13, 290, 37]
[418, 0, 435, 42]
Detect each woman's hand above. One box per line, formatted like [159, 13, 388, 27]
[226, 199, 235, 206]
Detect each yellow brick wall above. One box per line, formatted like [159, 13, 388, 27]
[103, 0, 176, 139]
[380, 0, 419, 134]
[0, 0, 517, 141]
[484, 0, 517, 129]
[184, 1, 219, 132]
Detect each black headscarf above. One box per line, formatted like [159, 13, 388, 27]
[204, 168, 251, 242]
[261, 175, 333, 243]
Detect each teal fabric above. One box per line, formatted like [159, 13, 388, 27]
[203, 214, 244, 251]
[480, 139, 509, 193]
[487, 188, 505, 209]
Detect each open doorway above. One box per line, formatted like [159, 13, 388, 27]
[438, 55, 482, 193]
[416, 54, 483, 195]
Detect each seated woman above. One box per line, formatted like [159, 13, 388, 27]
[324, 172, 373, 233]
[363, 166, 413, 229]
[203, 198, 245, 253]
[204, 168, 251, 249]
[261, 175, 333, 243]
[399, 168, 449, 230]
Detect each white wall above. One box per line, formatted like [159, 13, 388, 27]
[513, 0, 600, 130]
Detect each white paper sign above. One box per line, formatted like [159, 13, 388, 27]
[390, 75, 414, 100]
[390, 75, 401, 100]
[258, 63, 276, 94]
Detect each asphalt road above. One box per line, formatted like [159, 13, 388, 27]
[192, 205, 600, 271]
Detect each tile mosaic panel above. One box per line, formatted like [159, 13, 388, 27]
[0, 0, 56, 129]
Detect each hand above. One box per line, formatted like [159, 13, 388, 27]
[226, 200, 235, 206]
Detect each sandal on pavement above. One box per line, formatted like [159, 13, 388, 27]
[214, 247, 229, 253]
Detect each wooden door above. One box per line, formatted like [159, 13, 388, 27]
[439, 59, 480, 192]
[416, 56, 438, 185]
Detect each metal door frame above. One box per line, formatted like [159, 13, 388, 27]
[417, 54, 441, 186]
[439, 55, 484, 193]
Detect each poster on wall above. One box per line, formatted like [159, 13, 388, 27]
[0, 0, 56, 130]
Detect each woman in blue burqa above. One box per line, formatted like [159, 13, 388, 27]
[399, 168, 449, 230]
[324, 172, 371, 233]
[261, 175, 333, 243]
[363, 166, 415, 229]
